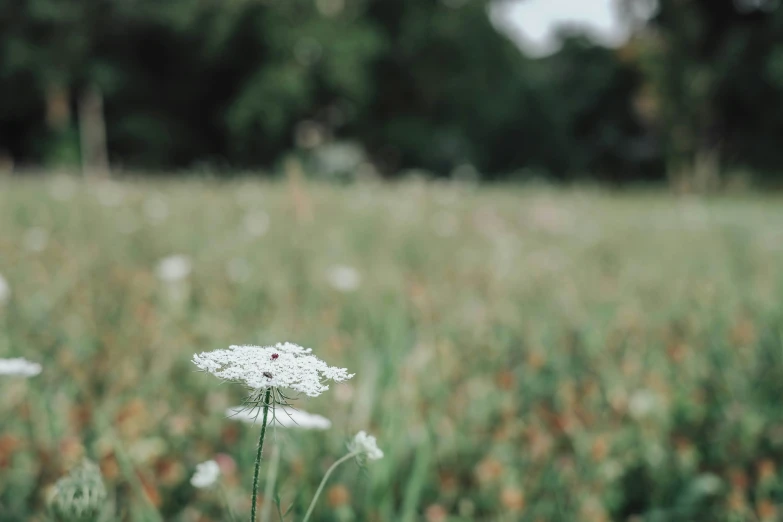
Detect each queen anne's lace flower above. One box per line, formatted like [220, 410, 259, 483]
[191, 460, 221, 489]
[0, 357, 42, 377]
[227, 406, 332, 430]
[156, 255, 191, 282]
[348, 431, 384, 460]
[193, 342, 354, 397]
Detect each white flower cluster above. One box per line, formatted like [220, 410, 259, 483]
[348, 431, 384, 460]
[190, 460, 221, 489]
[0, 357, 42, 377]
[156, 255, 191, 283]
[227, 406, 332, 430]
[193, 342, 354, 397]
[326, 265, 361, 292]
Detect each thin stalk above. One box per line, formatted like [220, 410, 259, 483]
[220, 484, 237, 522]
[301, 452, 359, 522]
[250, 389, 272, 522]
[260, 444, 281, 522]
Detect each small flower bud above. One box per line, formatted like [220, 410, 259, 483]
[48, 459, 107, 522]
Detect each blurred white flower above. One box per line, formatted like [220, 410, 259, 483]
[312, 141, 366, 178]
[243, 211, 270, 237]
[226, 257, 251, 283]
[0, 357, 42, 377]
[628, 389, 658, 419]
[348, 431, 383, 460]
[193, 342, 354, 398]
[190, 460, 220, 489]
[23, 227, 49, 252]
[326, 265, 361, 292]
[227, 406, 332, 430]
[690, 473, 723, 496]
[143, 195, 169, 224]
[0, 273, 10, 304]
[155, 255, 191, 283]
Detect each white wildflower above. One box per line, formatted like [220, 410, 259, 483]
[628, 389, 658, 420]
[190, 460, 220, 489]
[690, 473, 723, 496]
[0, 357, 42, 377]
[244, 211, 270, 237]
[24, 227, 49, 252]
[227, 406, 332, 430]
[326, 265, 361, 292]
[193, 342, 354, 398]
[155, 255, 191, 283]
[348, 431, 383, 460]
[0, 273, 9, 304]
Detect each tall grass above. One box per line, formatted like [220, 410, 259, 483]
[1, 176, 783, 521]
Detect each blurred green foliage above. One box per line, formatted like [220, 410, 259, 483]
[2, 177, 783, 520]
[1, 0, 783, 181]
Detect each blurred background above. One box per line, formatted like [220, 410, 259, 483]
[1, 0, 782, 186]
[3, 1, 783, 522]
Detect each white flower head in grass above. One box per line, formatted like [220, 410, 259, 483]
[244, 211, 270, 237]
[0, 273, 10, 304]
[156, 255, 191, 283]
[0, 358, 42, 377]
[348, 431, 384, 461]
[326, 265, 361, 292]
[193, 342, 354, 401]
[227, 406, 332, 430]
[191, 460, 221, 489]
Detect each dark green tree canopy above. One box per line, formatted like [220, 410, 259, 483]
[1, 0, 782, 182]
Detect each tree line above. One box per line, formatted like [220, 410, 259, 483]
[1, 0, 782, 185]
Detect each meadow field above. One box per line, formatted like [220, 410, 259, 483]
[1, 175, 783, 522]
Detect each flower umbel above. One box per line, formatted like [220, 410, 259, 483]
[191, 460, 221, 489]
[193, 342, 354, 398]
[194, 341, 352, 522]
[0, 357, 42, 377]
[348, 431, 384, 460]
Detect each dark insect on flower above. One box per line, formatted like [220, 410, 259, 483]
[263, 372, 273, 379]
[271, 353, 279, 360]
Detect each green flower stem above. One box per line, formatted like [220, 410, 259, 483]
[301, 451, 360, 522]
[260, 444, 281, 522]
[250, 388, 272, 522]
